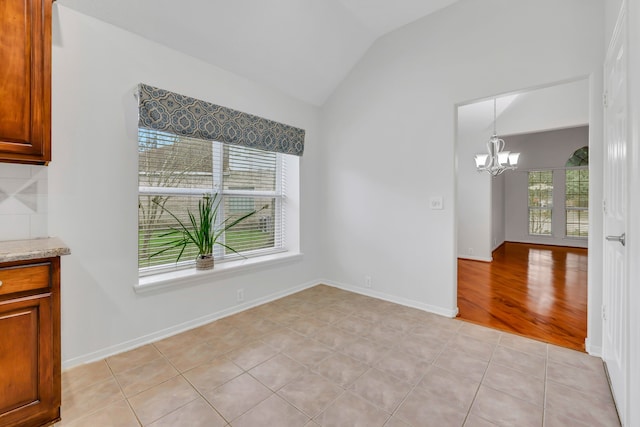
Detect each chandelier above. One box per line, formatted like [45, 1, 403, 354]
[474, 98, 520, 176]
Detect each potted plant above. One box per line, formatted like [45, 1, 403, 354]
[151, 193, 265, 270]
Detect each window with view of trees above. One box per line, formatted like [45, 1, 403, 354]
[566, 169, 589, 237]
[138, 129, 284, 273]
[528, 170, 553, 235]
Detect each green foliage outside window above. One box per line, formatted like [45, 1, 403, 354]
[528, 171, 553, 235]
[566, 146, 589, 167]
[566, 169, 589, 237]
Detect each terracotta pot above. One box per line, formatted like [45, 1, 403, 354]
[196, 254, 214, 270]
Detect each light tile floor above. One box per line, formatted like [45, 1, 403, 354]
[57, 285, 620, 426]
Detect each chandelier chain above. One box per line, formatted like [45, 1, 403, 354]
[473, 97, 520, 176]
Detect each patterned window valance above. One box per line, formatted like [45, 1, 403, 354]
[137, 83, 305, 156]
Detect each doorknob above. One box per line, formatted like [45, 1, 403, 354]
[606, 233, 626, 246]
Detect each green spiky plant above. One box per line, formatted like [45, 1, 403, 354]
[151, 193, 266, 268]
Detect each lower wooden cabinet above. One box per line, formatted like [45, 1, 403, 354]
[0, 258, 60, 427]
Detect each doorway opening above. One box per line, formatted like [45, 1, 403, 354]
[455, 79, 590, 351]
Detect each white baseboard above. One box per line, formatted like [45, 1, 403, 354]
[62, 279, 319, 370]
[457, 255, 492, 262]
[585, 337, 603, 357]
[63, 277, 459, 370]
[320, 278, 458, 318]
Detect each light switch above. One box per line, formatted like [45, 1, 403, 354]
[430, 196, 444, 210]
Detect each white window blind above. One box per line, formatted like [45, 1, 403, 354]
[138, 129, 285, 274]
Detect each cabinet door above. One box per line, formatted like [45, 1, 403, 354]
[0, 293, 58, 426]
[0, 0, 52, 165]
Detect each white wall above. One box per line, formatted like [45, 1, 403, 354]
[491, 174, 505, 251]
[504, 126, 589, 248]
[457, 99, 494, 262]
[321, 0, 604, 329]
[50, 6, 323, 367]
[495, 80, 589, 137]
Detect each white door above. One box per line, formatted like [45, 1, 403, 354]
[602, 6, 629, 426]
[627, 0, 640, 424]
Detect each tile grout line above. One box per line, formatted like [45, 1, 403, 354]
[122, 341, 239, 425]
[60, 362, 136, 426]
[178, 369, 236, 426]
[102, 358, 144, 427]
[109, 349, 206, 427]
[100, 358, 142, 426]
[459, 332, 502, 427]
[383, 327, 458, 425]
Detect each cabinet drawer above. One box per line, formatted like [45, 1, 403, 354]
[0, 263, 50, 296]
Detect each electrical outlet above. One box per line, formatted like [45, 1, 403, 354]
[364, 275, 372, 288]
[429, 196, 444, 210]
[468, 248, 474, 255]
[237, 289, 244, 302]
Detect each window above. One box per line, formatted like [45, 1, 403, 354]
[528, 171, 553, 235]
[565, 169, 589, 237]
[228, 187, 256, 213]
[566, 146, 589, 166]
[138, 129, 285, 274]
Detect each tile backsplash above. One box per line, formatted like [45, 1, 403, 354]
[0, 163, 48, 241]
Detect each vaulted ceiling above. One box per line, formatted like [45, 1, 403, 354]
[57, 0, 460, 105]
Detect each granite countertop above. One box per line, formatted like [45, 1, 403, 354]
[0, 237, 70, 263]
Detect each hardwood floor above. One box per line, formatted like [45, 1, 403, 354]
[457, 242, 588, 351]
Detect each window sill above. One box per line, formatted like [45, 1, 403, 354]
[135, 251, 303, 294]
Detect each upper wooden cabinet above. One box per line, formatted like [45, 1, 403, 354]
[0, 0, 52, 165]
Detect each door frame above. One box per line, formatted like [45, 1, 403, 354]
[625, 0, 640, 425]
[453, 76, 602, 355]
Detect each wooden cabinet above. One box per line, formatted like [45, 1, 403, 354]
[0, 258, 61, 427]
[0, 0, 53, 165]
